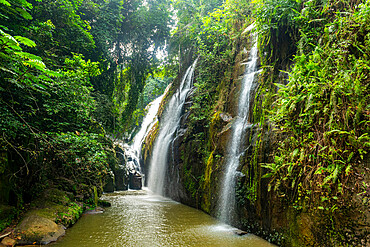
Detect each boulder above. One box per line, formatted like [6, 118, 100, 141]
[103, 171, 115, 193]
[0, 237, 16, 247]
[129, 172, 142, 190]
[233, 229, 248, 236]
[98, 199, 111, 207]
[15, 215, 65, 245]
[114, 165, 128, 191]
[84, 207, 104, 215]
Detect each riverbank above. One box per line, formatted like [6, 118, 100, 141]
[0, 187, 110, 246]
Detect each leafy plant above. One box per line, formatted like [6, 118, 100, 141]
[261, 0, 370, 209]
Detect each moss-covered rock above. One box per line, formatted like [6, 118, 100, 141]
[14, 214, 65, 245]
[26, 189, 83, 227]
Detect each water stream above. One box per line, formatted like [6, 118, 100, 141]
[131, 94, 164, 158]
[50, 190, 274, 247]
[148, 60, 198, 195]
[47, 40, 274, 247]
[218, 36, 259, 223]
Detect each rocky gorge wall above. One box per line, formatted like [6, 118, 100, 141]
[142, 24, 370, 246]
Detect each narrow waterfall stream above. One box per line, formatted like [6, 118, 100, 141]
[50, 190, 274, 247]
[122, 95, 165, 188]
[148, 60, 198, 195]
[131, 94, 164, 158]
[218, 36, 259, 223]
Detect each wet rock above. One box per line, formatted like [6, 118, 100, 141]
[129, 172, 142, 190]
[103, 171, 115, 193]
[0, 237, 16, 247]
[219, 112, 232, 122]
[98, 199, 111, 207]
[233, 229, 248, 236]
[114, 165, 128, 191]
[84, 207, 104, 215]
[15, 215, 65, 245]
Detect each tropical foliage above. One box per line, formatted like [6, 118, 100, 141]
[254, 0, 370, 212]
[0, 0, 171, 216]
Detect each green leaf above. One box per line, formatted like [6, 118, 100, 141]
[22, 59, 46, 70]
[15, 36, 36, 47]
[15, 7, 33, 20]
[292, 148, 299, 157]
[0, 0, 10, 6]
[14, 51, 42, 60]
[0, 29, 19, 45]
[0, 66, 16, 75]
[42, 69, 62, 78]
[315, 166, 325, 175]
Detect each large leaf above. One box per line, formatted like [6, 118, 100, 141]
[22, 59, 46, 70]
[0, 0, 10, 6]
[15, 36, 36, 47]
[0, 66, 16, 75]
[0, 29, 19, 46]
[15, 7, 32, 20]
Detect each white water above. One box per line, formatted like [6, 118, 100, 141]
[219, 37, 259, 223]
[132, 94, 164, 158]
[148, 59, 198, 195]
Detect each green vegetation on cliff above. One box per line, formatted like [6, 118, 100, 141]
[141, 0, 369, 245]
[254, 0, 369, 213]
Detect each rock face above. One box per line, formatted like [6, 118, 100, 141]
[142, 30, 370, 246]
[114, 164, 128, 191]
[104, 144, 144, 192]
[129, 172, 142, 190]
[103, 171, 115, 192]
[104, 145, 129, 192]
[15, 215, 65, 245]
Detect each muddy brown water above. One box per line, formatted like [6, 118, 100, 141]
[50, 189, 275, 247]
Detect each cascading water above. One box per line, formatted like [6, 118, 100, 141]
[120, 95, 164, 190]
[218, 36, 259, 223]
[148, 59, 198, 195]
[131, 94, 164, 158]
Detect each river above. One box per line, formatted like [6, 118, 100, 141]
[50, 189, 274, 247]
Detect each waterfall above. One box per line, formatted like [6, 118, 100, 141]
[132, 94, 164, 158]
[218, 36, 259, 223]
[119, 95, 164, 190]
[148, 59, 198, 195]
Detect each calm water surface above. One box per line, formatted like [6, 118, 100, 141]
[51, 189, 274, 247]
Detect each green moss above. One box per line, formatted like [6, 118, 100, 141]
[143, 121, 159, 162]
[93, 186, 98, 207]
[56, 202, 83, 227]
[201, 150, 214, 213]
[183, 165, 197, 199]
[26, 188, 84, 227]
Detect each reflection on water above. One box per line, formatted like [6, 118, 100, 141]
[50, 189, 274, 247]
